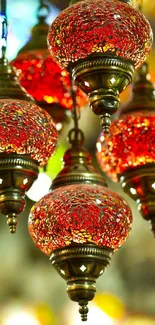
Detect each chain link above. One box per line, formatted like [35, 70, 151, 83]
[37, 0, 50, 21]
[0, 0, 7, 60]
[68, 78, 84, 146]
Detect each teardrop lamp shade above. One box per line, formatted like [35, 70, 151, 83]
[47, 0, 153, 133]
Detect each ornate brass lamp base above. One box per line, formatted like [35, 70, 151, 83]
[72, 55, 134, 133]
[52, 143, 107, 190]
[0, 154, 39, 233]
[50, 244, 113, 321]
[119, 164, 155, 235]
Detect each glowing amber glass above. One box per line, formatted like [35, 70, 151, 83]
[12, 50, 87, 109]
[0, 99, 58, 166]
[28, 183, 132, 256]
[48, 0, 153, 69]
[96, 111, 155, 182]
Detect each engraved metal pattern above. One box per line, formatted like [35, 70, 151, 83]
[50, 244, 112, 261]
[49, 244, 113, 321]
[52, 146, 107, 190]
[72, 56, 134, 77]
[0, 154, 39, 233]
[0, 155, 38, 171]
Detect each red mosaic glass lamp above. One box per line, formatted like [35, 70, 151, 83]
[96, 62, 155, 234]
[0, 97, 58, 234]
[11, 2, 88, 130]
[48, 0, 153, 133]
[0, 6, 58, 233]
[28, 88, 132, 322]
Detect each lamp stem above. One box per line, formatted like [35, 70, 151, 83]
[68, 79, 84, 147]
[71, 78, 79, 131]
[1, 0, 6, 16]
[0, 0, 7, 60]
[37, 0, 49, 22]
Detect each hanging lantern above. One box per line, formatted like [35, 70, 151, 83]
[96, 62, 155, 234]
[0, 8, 58, 233]
[0, 60, 58, 233]
[28, 127, 132, 322]
[48, 0, 153, 132]
[0, 98, 57, 233]
[11, 3, 88, 130]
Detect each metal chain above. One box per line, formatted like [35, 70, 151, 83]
[0, 0, 7, 60]
[68, 78, 84, 146]
[37, 0, 50, 22]
[71, 79, 79, 130]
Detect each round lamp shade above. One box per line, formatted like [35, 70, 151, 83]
[48, 0, 153, 69]
[28, 183, 132, 256]
[12, 50, 88, 110]
[96, 111, 155, 182]
[0, 99, 58, 166]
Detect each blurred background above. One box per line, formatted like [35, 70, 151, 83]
[0, 0, 155, 324]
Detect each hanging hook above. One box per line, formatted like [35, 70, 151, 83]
[37, 0, 50, 23]
[0, 0, 7, 60]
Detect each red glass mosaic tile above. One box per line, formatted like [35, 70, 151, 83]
[48, 0, 153, 69]
[0, 99, 58, 166]
[96, 111, 155, 181]
[28, 183, 132, 255]
[12, 50, 87, 109]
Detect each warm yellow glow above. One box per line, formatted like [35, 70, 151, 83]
[3, 310, 40, 325]
[64, 293, 125, 325]
[94, 293, 125, 320]
[2, 304, 56, 325]
[43, 95, 58, 104]
[123, 315, 155, 325]
[61, 70, 68, 77]
[34, 304, 56, 325]
[96, 141, 102, 153]
[56, 122, 63, 131]
[73, 306, 116, 325]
